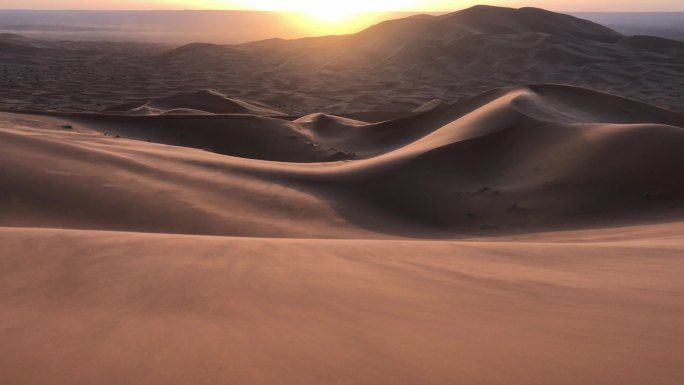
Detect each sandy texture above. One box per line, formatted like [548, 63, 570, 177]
[2, 86, 684, 385]
[1, 6, 684, 385]
[2, 84, 683, 237]
[1, 86, 684, 385]
[2, 6, 684, 114]
[1, 226, 684, 385]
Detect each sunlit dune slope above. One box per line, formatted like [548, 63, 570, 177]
[1, 225, 683, 385]
[2, 84, 683, 237]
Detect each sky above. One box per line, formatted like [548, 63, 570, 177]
[1, 0, 683, 12]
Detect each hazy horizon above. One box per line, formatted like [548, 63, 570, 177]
[1, 8, 684, 43]
[2, 8, 684, 12]
[1, 1, 684, 12]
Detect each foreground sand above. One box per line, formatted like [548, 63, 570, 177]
[1, 225, 683, 385]
[1, 77, 684, 383]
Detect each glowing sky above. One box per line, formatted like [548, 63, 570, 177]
[3, 0, 684, 12]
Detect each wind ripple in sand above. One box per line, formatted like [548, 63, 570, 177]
[2, 84, 683, 236]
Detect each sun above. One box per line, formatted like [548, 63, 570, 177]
[229, 0, 382, 23]
[302, 4, 360, 23]
[227, 0, 429, 15]
[226, 0, 424, 33]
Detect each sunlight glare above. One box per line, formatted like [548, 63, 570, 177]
[232, 0, 419, 21]
[226, 0, 432, 34]
[303, 3, 359, 22]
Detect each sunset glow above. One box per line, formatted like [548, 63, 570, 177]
[299, 3, 363, 22]
[6, 0, 684, 12]
[230, 0, 426, 25]
[231, 0, 424, 14]
[289, 11, 392, 35]
[221, 0, 436, 34]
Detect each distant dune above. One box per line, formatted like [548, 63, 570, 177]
[1, 6, 684, 115]
[1, 9, 682, 43]
[105, 90, 287, 116]
[573, 12, 684, 40]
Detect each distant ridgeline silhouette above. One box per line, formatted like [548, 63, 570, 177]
[1, 6, 683, 114]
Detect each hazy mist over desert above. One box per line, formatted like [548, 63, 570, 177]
[1, 1, 683, 384]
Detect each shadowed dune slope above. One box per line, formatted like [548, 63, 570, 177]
[157, 5, 684, 115]
[67, 113, 356, 163]
[225, 6, 627, 72]
[359, 5, 620, 42]
[106, 89, 286, 116]
[0, 113, 362, 237]
[2, 84, 683, 236]
[157, 42, 241, 61]
[442, 6, 620, 38]
[0, 33, 60, 54]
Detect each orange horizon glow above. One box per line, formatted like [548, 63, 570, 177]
[4, 0, 684, 36]
[203, 0, 684, 34]
[9, 0, 684, 12]
[215, 0, 442, 30]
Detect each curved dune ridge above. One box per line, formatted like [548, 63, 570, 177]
[158, 42, 241, 61]
[105, 89, 287, 116]
[2, 84, 683, 237]
[361, 5, 619, 41]
[2, 86, 684, 385]
[154, 5, 684, 114]
[0, 33, 56, 48]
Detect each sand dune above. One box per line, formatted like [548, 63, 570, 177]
[358, 5, 619, 41]
[1, 86, 683, 385]
[2, 6, 684, 385]
[2, 6, 684, 114]
[106, 90, 287, 116]
[0, 33, 56, 53]
[2, 84, 683, 236]
[1, 225, 683, 385]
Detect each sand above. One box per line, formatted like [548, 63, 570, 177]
[1, 6, 684, 115]
[1, 84, 684, 385]
[3, 84, 682, 236]
[1, 5, 684, 385]
[1, 225, 684, 385]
